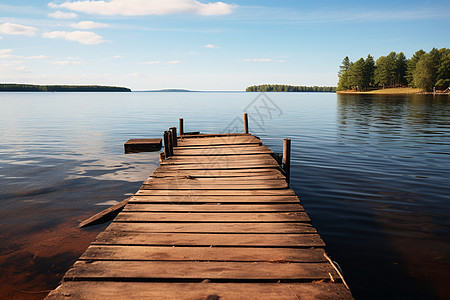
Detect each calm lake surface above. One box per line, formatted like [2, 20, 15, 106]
[0, 92, 449, 299]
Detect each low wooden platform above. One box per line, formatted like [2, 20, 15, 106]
[124, 138, 162, 153]
[47, 133, 353, 299]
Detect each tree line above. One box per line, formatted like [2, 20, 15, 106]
[246, 84, 336, 92]
[0, 84, 131, 92]
[337, 48, 450, 92]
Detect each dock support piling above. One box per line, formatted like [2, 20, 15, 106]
[179, 118, 184, 136]
[283, 138, 291, 184]
[163, 131, 170, 158]
[244, 113, 249, 134]
[170, 127, 177, 147]
[167, 130, 174, 157]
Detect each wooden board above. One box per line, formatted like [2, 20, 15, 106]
[140, 183, 288, 190]
[123, 204, 304, 212]
[135, 189, 297, 196]
[147, 176, 287, 182]
[46, 282, 353, 300]
[173, 149, 274, 156]
[80, 245, 327, 262]
[64, 260, 338, 281]
[128, 195, 301, 203]
[114, 212, 310, 222]
[103, 222, 317, 233]
[92, 232, 324, 247]
[151, 169, 284, 178]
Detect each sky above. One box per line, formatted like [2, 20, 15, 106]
[0, 0, 449, 91]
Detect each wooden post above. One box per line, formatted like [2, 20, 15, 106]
[167, 130, 174, 157]
[170, 127, 177, 147]
[163, 131, 170, 158]
[179, 118, 184, 136]
[244, 113, 249, 134]
[283, 138, 291, 184]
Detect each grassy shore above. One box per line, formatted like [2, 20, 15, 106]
[337, 87, 422, 95]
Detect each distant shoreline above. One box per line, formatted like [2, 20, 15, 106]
[337, 87, 449, 95]
[0, 84, 131, 92]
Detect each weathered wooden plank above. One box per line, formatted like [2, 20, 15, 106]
[47, 282, 353, 300]
[135, 189, 296, 196]
[165, 153, 274, 159]
[178, 140, 262, 147]
[157, 162, 280, 170]
[79, 197, 130, 228]
[104, 222, 317, 233]
[140, 183, 288, 190]
[123, 204, 304, 213]
[179, 133, 251, 138]
[80, 245, 327, 262]
[173, 149, 274, 156]
[162, 155, 276, 163]
[128, 195, 300, 203]
[151, 169, 284, 178]
[93, 232, 324, 247]
[174, 144, 268, 150]
[147, 176, 286, 182]
[64, 261, 337, 281]
[178, 135, 260, 142]
[115, 212, 310, 222]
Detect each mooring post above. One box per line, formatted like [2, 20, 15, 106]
[179, 118, 184, 136]
[167, 130, 174, 157]
[163, 131, 170, 158]
[170, 127, 177, 147]
[283, 138, 291, 184]
[244, 113, 249, 134]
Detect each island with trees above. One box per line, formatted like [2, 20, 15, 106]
[246, 85, 336, 92]
[0, 84, 131, 92]
[337, 48, 450, 93]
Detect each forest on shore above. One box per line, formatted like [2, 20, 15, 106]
[0, 84, 131, 92]
[337, 48, 450, 92]
[246, 85, 336, 92]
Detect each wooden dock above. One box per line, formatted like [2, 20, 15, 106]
[47, 126, 353, 299]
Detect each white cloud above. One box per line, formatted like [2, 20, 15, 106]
[143, 61, 161, 64]
[0, 23, 38, 36]
[0, 49, 12, 55]
[0, 50, 49, 60]
[26, 55, 50, 60]
[51, 60, 85, 65]
[48, 10, 78, 19]
[112, 55, 122, 59]
[240, 58, 285, 62]
[168, 60, 181, 64]
[42, 31, 106, 45]
[71, 21, 109, 29]
[205, 44, 220, 49]
[50, 0, 235, 16]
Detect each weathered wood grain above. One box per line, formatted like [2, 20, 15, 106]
[114, 212, 310, 222]
[80, 245, 327, 262]
[64, 261, 337, 281]
[135, 189, 297, 196]
[92, 232, 324, 247]
[128, 195, 300, 203]
[46, 282, 353, 300]
[104, 222, 317, 233]
[123, 204, 305, 212]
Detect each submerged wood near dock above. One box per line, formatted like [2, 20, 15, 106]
[47, 123, 353, 299]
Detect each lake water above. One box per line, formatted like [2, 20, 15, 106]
[0, 92, 449, 299]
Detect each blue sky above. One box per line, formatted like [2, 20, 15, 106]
[0, 0, 449, 90]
